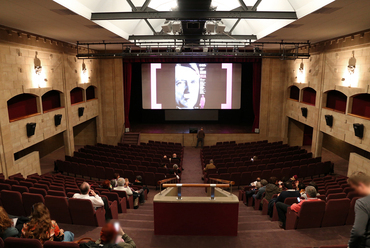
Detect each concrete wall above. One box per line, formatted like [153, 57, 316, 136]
[348, 153, 370, 177]
[74, 118, 97, 146]
[12, 151, 41, 177]
[288, 118, 305, 147]
[284, 31, 370, 161]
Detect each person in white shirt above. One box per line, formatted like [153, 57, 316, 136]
[73, 182, 104, 209]
[114, 178, 133, 196]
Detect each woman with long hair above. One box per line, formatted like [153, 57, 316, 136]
[21, 203, 74, 243]
[0, 207, 18, 239]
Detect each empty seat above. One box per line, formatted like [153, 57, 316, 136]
[100, 191, 127, 214]
[47, 190, 66, 197]
[68, 198, 105, 226]
[22, 193, 45, 216]
[326, 192, 346, 201]
[11, 185, 29, 194]
[321, 198, 350, 227]
[43, 241, 79, 248]
[29, 187, 47, 197]
[1, 190, 25, 216]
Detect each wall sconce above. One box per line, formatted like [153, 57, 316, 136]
[32, 52, 47, 88]
[34, 52, 42, 76]
[81, 60, 88, 83]
[342, 51, 358, 88]
[297, 61, 305, 83]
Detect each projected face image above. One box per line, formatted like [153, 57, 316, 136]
[175, 64, 200, 109]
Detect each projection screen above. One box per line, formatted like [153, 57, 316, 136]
[142, 63, 242, 110]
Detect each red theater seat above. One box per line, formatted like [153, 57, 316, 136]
[68, 198, 105, 226]
[321, 198, 350, 227]
[4, 237, 42, 248]
[22, 192, 44, 216]
[285, 200, 326, 230]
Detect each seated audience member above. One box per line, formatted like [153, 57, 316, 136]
[0, 207, 18, 239]
[21, 203, 74, 243]
[114, 178, 142, 208]
[169, 164, 181, 178]
[347, 172, 370, 248]
[251, 156, 258, 162]
[253, 179, 268, 200]
[276, 186, 320, 228]
[73, 182, 104, 209]
[245, 178, 265, 205]
[172, 153, 180, 162]
[111, 173, 120, 188]
[85, 223, 136, 248]
[301, 182, 320, 199]
[268, 181, 301, 217]
[204, 159, 216, 172]
[262, 177, 283, 208]
[114, 178, 133, 196]
[133, 176, 143, 186]
[133, 175, 148, 203]
[101, 179, 112, 191]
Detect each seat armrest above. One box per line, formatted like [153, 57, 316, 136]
[109, 200, 118, 219]
[95, 207, 106, 227]
[127, 195, 134, 209]
[285, 207, 298, 230]
[262, 198, 269, 215]
[119, 197, 127, 213]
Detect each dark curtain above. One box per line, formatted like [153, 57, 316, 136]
[123, 62, 132, 128]
[252, 62, 262, 130]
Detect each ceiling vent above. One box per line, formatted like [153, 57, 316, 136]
[312, 7, 342, 14]
[50, 9, 77, 15]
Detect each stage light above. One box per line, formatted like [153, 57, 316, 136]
[172, 21, 181, 34]
[215, 23, 225, 34]
[175, 47, 182, 53]
[161, 22, 172, 33]
[146, 47, 152, 53]
[233, 46, 239, 53]
[205, 22, 215, 34]
[253, 47, 262, 53]
[203, 47, 209, 53]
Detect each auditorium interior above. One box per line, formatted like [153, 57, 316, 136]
[1, 0, 370, 247]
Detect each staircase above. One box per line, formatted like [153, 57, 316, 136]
[121, 132, 140, 145]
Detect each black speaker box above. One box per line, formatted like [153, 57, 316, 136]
[353, 123, 364, 139]
[78, 107, 84, 117]
[325, 115, 333, 127]
[54, 114, 62, 126]
[301, 107, 308, 118]
[26, 123, 36, 137]
[189, 128, 198, 134]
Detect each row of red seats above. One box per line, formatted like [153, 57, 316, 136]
[1, 237, 81, 248]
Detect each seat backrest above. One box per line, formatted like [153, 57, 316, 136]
[284, 197, 298, 205]
[0, 183, 11, 192]
[326, 188, 343, 195]
[43, 241, 79, 248]
[296, 200, 326, 229]
[326, 192, 346, 201]
[11, 185, 29, 194]
[4, 237, 42, 248]
[22, 193, 45, 216]
[321, 198, 351, 227]
[47, 190, 66, 197]
[45, 195, 72, 224]
[1, 190, 25, 216]
[68, 198, 97, 226]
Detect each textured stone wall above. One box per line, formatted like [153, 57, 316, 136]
[348, 153, 370, 176]
[12, 151, 41, 177]
[284, 32, 370, 158]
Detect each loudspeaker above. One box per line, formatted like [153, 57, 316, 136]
[26, 123, 36, 137]
[78, 107, 84, 117]
[325, 115, 333, 127]
[353, 123, 364, 139]
[54, 114, 62, 127]
[301, 107, 308, 118]
[189, 128, 198, 134]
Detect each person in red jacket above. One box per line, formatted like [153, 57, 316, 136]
[276, 185, 321, 228]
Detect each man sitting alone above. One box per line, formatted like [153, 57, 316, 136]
[276, 185, 321, 228]
[114, 178, 142, 208]
[204, 159, 216, 172]
[73, 182, 104, 209]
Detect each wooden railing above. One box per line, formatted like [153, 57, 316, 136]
[160, 179, 235, 200]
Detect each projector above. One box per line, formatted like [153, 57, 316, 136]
[215, 23, 226, 34]
[172, 21, 181, 34]
[161, 23, 171, 33]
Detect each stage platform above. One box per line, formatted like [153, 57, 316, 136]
[130, 122, 253, 134]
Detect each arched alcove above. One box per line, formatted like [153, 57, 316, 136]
[289, 85, 300, 101]
[7, 93, 39, 121]
[70, 87, 84, 104]
[86, 85, 97, 100]
[350, 93, 370, 118]
[325, 90, 347, 113]
[42, 90, 63, 112]
[302, 87, 316, 106]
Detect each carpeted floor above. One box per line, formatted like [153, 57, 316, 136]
[57, 147, 352, 248]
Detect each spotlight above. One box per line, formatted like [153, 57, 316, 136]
[172, 21, 182, 34]
[146, 47, 152, 53]
[205, 22, 216, 34]
[233, 46, 239, 53]
[203, 47, 209, 53]
[253, 47, 262, 53]
[125, 47, 131, 53]
[161, 22, 172, 33]
[215, 23, 225, 34]
[175, 47, 182, 53]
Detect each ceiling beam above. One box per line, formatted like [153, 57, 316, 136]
[128, 34, 257, 40]
[251, 0, 263, 11]
[91, 11, 297, 21]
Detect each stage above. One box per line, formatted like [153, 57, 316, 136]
[130, 122, 254, 134]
